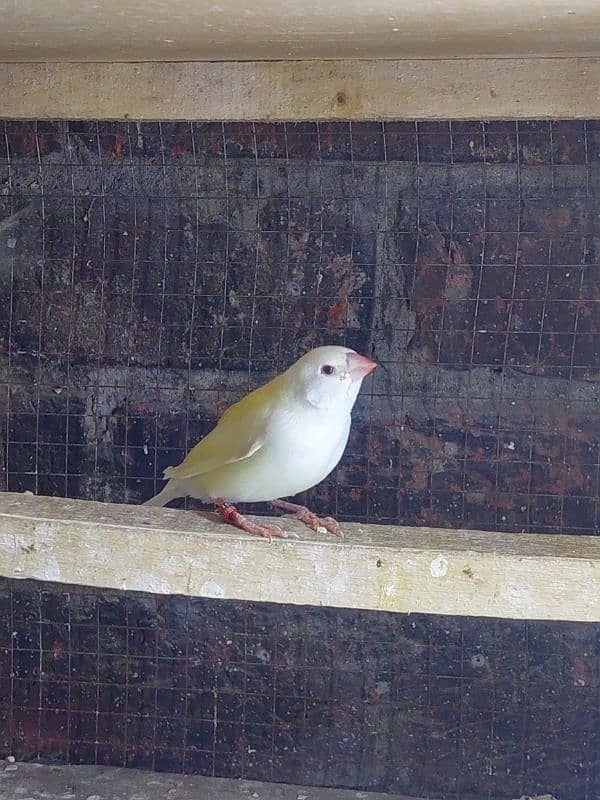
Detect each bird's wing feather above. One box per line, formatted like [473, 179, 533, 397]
[164, 380, 279, 480]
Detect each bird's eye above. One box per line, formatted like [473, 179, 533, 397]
[321, 365, 335, 375]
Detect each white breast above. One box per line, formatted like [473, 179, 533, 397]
[191, 406, 352, 503]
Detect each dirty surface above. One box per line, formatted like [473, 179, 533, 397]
[0, 119, 599, 800]
[1, 119, 598, 537]
[0, 761, 415, 800]
[0, 577, 598, 800]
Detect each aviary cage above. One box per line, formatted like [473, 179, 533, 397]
[1, 8, 600, 800]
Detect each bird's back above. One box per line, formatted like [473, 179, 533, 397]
[164, 375, 283, 482]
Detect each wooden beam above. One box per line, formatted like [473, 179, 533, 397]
[2, 0, 600, 62]
[1, 59, 600, 121]
[1, 492, 599, 621]
[0, 760, 421, 800]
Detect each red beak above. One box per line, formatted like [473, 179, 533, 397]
[346, 351, 377, 379]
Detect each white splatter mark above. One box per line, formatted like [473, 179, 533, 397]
[200, 580, 225, 598]
[136, 576, 172, 595]
[501, 582, 534, 610]
[42, 554, 61, 582]
[254, 644, 271, 664]
[430, 555, 448, 578]
[383, 583, 397, 597]
[35, 521, 60, 538]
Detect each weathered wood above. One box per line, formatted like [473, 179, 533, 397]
[0, 492, 598, 621]
[2, 0, 600, 61]
[2, 59, 600, 120]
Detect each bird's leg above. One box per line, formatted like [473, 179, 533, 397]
[213, 499, 297, 542]
[269, 499, 343, 538]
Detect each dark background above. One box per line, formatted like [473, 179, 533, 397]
[0, 119, 599, 799]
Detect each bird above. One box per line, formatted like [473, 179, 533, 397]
[143, 345, 377, 540]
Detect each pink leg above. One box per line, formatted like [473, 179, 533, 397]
[214, 499, 297, 542]
[269, 499, 343, 538]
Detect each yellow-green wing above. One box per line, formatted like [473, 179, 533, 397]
[164, 379, 279, 480]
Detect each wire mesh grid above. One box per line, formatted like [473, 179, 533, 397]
[1, 578, 599, 800]
[1, 118, 598, 534]
[0, 115, 599, 798]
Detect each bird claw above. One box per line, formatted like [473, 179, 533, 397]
[258, 523, 299, 542]
[315, 516, 343, 538]
[213, 499, 298, 542]
[269, 500, 343, 539]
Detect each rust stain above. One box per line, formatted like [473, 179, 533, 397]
[404, 463, 430, 491]
[114, 133, 125, 157]
[328, 300, 346, 323]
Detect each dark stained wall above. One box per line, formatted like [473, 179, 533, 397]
[0, 119, 599, 800]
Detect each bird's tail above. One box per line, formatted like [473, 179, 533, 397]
[143, 479, 181, 507]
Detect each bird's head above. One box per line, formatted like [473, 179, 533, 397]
[285, 345, 377, 412]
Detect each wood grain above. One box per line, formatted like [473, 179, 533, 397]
[1, 493, 598, 621]
[2, 0, 600, 61]
[2, 59, 600, 120]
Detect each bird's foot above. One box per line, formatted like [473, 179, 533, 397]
[269, 499, 343, 538]
[214, 499, 298, 542]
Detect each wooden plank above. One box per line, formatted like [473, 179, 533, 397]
[1, 59, 600, 120]
[0, 760, 422, 799]
[2, 0, 599, 62]
[0, 492, 598, 621]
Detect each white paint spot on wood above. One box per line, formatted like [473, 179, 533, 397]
[43, 553, 61, 582]
[200, 579, 225, 598]
[549, 580, 567, 592]
[34, 521, 60, 538]
[139, 576, 173, 595]
[430, 554, 449, 578]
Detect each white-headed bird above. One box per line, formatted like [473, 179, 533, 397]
[144, 345, 376, 539]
